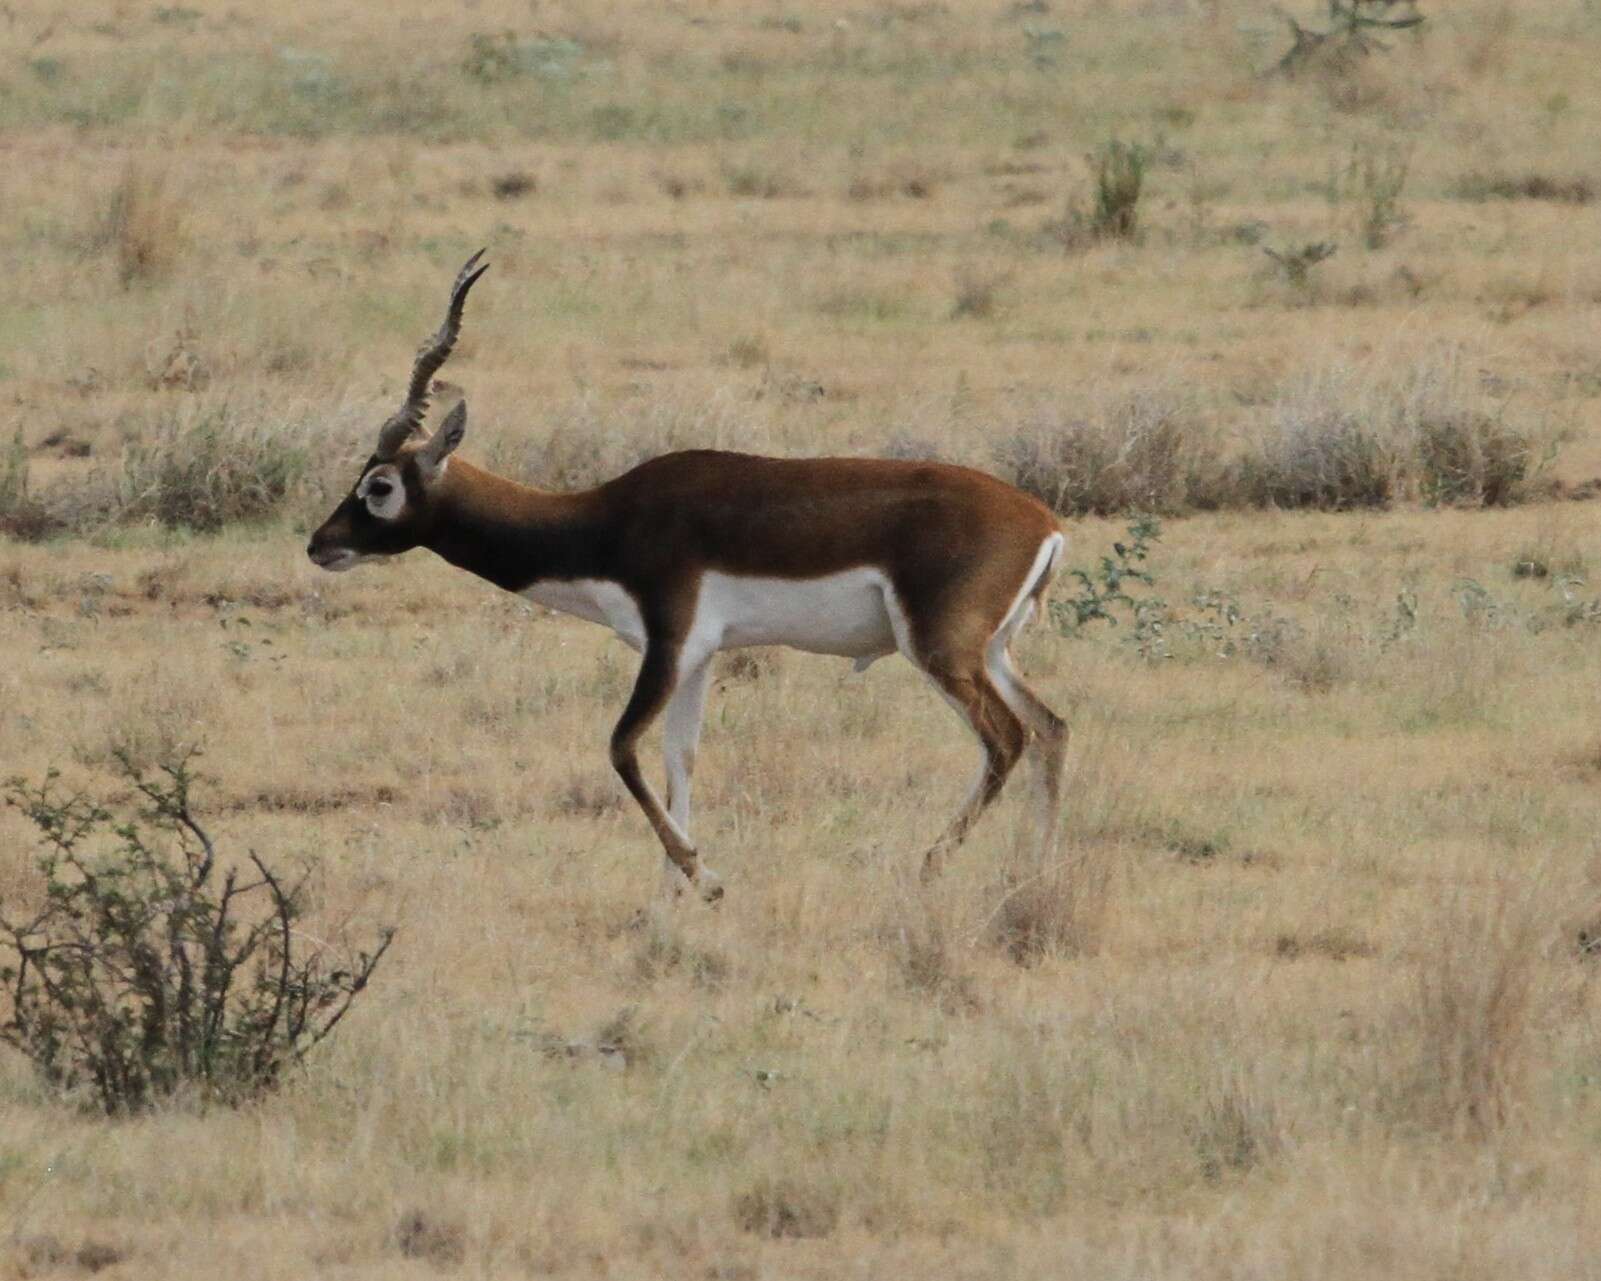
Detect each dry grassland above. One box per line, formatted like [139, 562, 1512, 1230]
[3, 0, 1601, 1276]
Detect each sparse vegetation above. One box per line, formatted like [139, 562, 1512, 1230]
[1342, 141, 1411, 249]
[1088, 139, 1148, 241]
[1272, 0, 1425, 79]
[95, 161, 185, 289]
[949, 263, 1009, 319]
[1264, 240, 1338, 289]
[994, 394, 1198, 515]
[990, 363, 1541, 516]
[1410, 875, 1546, 1136]
[1046, 138, 1149, 248]
[1451, 171, 1595, 205]
[1, 752, 392, 1112]
[118, 403, 313, 533]
[461, 31, 586, 85]
[0, 402, 321, 540]
[0, 427, 57, 542]
[982, 838, 1113, 965]
[489, 170, 536, 200]
[733, 1175, 840, 1239]
[1415, 408, 1532, 506]
[1241, 404, 1397, 508]
[1050, 516, 1161, 632]
[4, 0, 1601, 1274]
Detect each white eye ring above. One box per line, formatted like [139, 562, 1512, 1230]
[358, 468, 405, 521]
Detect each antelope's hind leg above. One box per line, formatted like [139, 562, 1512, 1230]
[909, 531, 1066, 879]
[989, 645, 1068, 856]
[918, 663, 1028, 882]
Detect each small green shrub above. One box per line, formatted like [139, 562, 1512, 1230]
[1044, 139, 1149, 249]
[0, 752, 393, 1113]
[0, 427, 59, 542]
[1050, 517, 1161, 633]
[1341, 142, 1410, 249]
[1089, 139, 1148, 240]
[1272, 0, 1424, 78]
[0, 427, 25, 513]
[1264, 241, 1337, 288]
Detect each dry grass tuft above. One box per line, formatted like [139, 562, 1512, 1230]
[1410, 874, 1548, 1136]
[72, 1241, 127, 1274]
[982, 839, 1114, 966]
[732, 1176, 839, 1239]
[392, 1209, 466, 1266]
[723, 334, 771, 370]
[1416, 410, 1535, 507]
[1239, 405, 1401, 510]
[119, 403, 312, 532]
[0, 428, 60, 542]
[1453, 171, 1594, 206]
[993, 392, 1201, 515]
[1188, 1073, 1285, 1183]
[845, 162, 942, 201]
[97, 161, 185, 289]
[12, 1236, 130, 1275]
[631, 914, 731, 989]
[489, 170, 537, 200]
[1238, 357, 1541, 511]
[877, 888, 980, 1013]
[1273, 928, 1375, 962]
[949, 264, 1009, 319]
[549, 769, 625, 819]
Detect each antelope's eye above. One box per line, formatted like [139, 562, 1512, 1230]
[366, 479, 393, 499]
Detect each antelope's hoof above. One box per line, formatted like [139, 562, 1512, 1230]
[697, 867, 724, 904]
[660, 862, 693, 901]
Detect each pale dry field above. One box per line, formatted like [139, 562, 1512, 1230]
[4, 1, 1601, 1277]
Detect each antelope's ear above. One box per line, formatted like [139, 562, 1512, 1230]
[418, 400, 467, 477]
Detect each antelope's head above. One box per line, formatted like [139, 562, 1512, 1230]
[307, 251, 489, 572]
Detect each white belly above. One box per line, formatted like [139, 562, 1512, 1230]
[697, 568, 898, 658]
[518, 570, 900, 662]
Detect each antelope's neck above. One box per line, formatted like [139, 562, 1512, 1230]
[424, 461, 608, 593]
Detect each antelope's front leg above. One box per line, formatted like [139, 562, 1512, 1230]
[609, 638, 722, 903]
[661, 653, 717, 899]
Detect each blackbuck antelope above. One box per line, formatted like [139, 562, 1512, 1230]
[308, 253, 1068, 902]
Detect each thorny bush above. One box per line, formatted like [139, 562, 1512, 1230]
[0, 751, 393, 1112]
